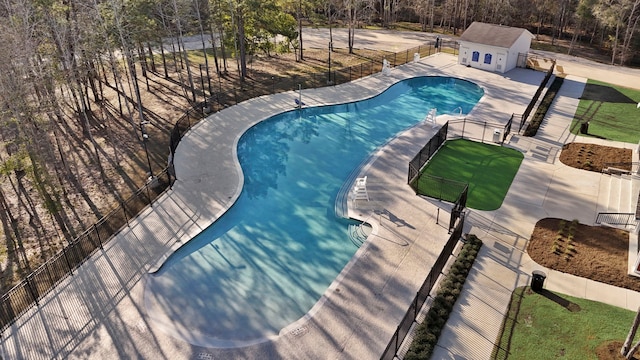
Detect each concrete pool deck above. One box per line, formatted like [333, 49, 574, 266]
[1, 49, 638, 359]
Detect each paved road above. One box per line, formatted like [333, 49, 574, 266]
[530, 49, 640, 89]
[297, 28, 441, 51]
[166, 28, 444, 53]
[171, 28, 639, 89]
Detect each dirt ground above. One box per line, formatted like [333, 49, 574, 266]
[559, 142, 632, 172]
[527, 218, 638, 291]
[597, 341, 640, 360]
[596, 341, 640, 360]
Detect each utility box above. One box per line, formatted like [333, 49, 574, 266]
[414, 53, 420, 63]
[493, 129, 501, 143]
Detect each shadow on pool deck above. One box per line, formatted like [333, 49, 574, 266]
[0, 53, 553, 359]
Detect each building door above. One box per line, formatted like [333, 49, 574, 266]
[496, 52, 507, 73]
[460, 47, 470, 65]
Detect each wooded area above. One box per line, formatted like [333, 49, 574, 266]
[0, 0, 638, 291]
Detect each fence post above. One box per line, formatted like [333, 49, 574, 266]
[95, 224, 103, 249]
[122, 200, 129, 226]
[45, 263, 54, 290]
[26, 275, 39, 306]
[146, 184, 152, 207]
[461, 119, 467, 140]
[62, 247, 73, 275]
[482, 121, 487, 143]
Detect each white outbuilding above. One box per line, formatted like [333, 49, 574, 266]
[458, 22, 534, 73]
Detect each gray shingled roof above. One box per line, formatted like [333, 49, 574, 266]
[459, 22, 532, 48]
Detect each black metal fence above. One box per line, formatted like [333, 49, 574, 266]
[408, 114, 515, 198]
[174, 40, 459, 171]
[380, 212, 466, 360]
[414, 174, 469, 204]
[408, 123, 449, 187]
[385, 40, 459, 68]
[518, 58, 556, 132]
[0, 169, 173, 331]
[504, 114, 514, 142]
[169, 101, 207, 164]
[449, 185, 468, 233]
[447, 118, 512, 144]
[194, 40, 459, 115]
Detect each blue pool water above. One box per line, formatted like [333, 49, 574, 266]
[144, 76, 483, 345]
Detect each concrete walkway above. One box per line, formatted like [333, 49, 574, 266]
[0, 39, 639, 359]
[431, 74, 640, 359]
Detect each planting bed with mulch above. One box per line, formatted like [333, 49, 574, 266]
[559, 142, 632, 172]
[527, 218, 639, 292]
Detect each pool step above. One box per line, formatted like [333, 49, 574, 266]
[348, 223, 372, 248]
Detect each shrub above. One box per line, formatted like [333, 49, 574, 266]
[449, 262, 466, 275]
[404, 235, 483, 359]
[524, 77, 565, 137]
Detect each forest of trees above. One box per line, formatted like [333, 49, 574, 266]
[0, 0, 638, 289]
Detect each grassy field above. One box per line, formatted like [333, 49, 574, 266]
[417, 139, 523, 211]
[571, 79, 640, 143]
[494, 287, 635, 360]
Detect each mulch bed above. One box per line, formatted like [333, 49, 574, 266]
[527, 218, 640, 292]
[559, 143, 632, 172]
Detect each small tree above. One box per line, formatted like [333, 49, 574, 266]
[622, 307, 640, 359]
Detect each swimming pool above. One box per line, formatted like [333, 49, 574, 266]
[144, 76, 483, 346]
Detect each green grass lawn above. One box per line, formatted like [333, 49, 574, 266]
[417, 139, 523, 211]
[571, 79, 640, 143]
[494, 287, 635, 360]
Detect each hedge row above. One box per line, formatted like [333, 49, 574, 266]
[523, 76, 565, 137]
[404, 234, 483, 360]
